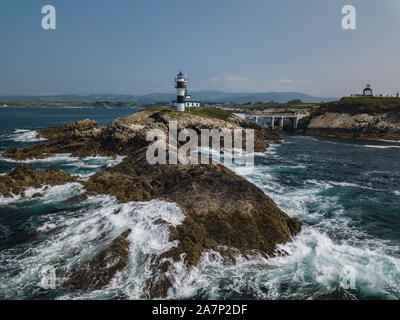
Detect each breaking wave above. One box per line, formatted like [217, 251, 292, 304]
[0, 154, 125, 177]
[0, 182, 84, 206]
[165, 227, 400, 299]
[364, 145, 400, 149]
[4, 129, 48, 143]
[0, 192, 185, 300]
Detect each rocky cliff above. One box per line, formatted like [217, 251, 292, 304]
[299, 97, 400, 140]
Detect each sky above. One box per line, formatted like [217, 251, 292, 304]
[0, 0, 399, 98]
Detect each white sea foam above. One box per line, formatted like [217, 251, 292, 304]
[298, 135, 400, 150]
[363, 145, 400, 149]
[217, 149, 400, 299]
[306, 179, 394, 195]
[6, 129, 48, 142]
[165, 226, 400, 299]
[0, 182, 84, 206]
[0, 191, 185, 299]
[0, 153, 125, 169]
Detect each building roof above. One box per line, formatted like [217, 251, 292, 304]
[172, 99, 201, 103]
[185, 98, 201, 102]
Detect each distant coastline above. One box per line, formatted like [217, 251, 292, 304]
[221, 96, 400, 142]
[0, 103, 146, 109]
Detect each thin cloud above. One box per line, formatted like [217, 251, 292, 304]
[279, 79, 293, 84]
[210, 75, 250, 83]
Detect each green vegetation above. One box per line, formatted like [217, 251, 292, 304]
[117, 106, 235, 125]
[315, 96, 400, 116]
[186, 107, 233, 121]
[287, 99, 303, 104]
[226, 102, 289, 111]
[158, 106, 234, 121]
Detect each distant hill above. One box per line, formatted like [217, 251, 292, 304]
[191, 91, 334, 104]
[0, 91, 335, 104]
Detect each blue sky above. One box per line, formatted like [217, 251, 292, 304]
[0, 0, 399, 97]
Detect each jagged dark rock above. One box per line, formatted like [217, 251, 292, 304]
[2, 119, 102, 160]
[0, 164, 77, 198]
[38, 119, 101, 139]
[2, 108, 280, 160]
[65, 230, 132, 290]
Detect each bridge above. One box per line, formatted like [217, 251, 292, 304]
[241, 111, 308, 129]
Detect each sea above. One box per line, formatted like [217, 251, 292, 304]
[0, 107, 399, 300]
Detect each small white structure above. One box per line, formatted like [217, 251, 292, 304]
[172, 72, 201, 111]
[363, 84, 373, 96]
[183, 90, 201, 107]
[351, 84, 376, 97]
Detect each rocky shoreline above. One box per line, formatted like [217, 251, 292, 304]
[298, 112, 400, 141]
[297, 98, 400, 141]
[0, 164, 77, 198]
[0, 107, 301, 298]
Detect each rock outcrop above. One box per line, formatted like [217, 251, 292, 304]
[38, 119, 101, 139]
[2, 119, 103, 160]
[299, 98, 400, 140]
[84, 145, 301, 297]
[65, 230, 131, 290]
[302, 112, 400, 140]
[0, 164, 77, 198]
[2, 108, 281, 160]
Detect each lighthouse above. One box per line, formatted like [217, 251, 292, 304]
[175, 72, 187, 112]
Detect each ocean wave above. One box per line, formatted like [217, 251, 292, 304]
[219, 150, 400, 299]
[305, 179, 393, 194]
[0, 153, 125, 169]
[165, 226, 400, 299]
[0, 193, 185, 300]
[298, 135, 400, 150]
[263, 143, 281, 158]
[0, 182, 84, 206]
[363, 145, 400, 149]
[4, 129, 48, 143]
[306, 179, 362, 190]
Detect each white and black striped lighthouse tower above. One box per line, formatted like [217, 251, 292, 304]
[175, 72, 187, 112]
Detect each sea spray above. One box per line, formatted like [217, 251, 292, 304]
[0, 192, 185, 300]
[6, 129, 48, 143]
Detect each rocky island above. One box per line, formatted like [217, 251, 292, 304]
[298, 97, 400, 141]
[0, 107, 301, 298]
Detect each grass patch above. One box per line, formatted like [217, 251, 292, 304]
[143, 106, 234, 121]
[315, 97, 400, 116]
[116, 106, 235, 124]
[186, 107, 233, 121]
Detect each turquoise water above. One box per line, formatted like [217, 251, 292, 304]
[0, 107, 399, 300]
